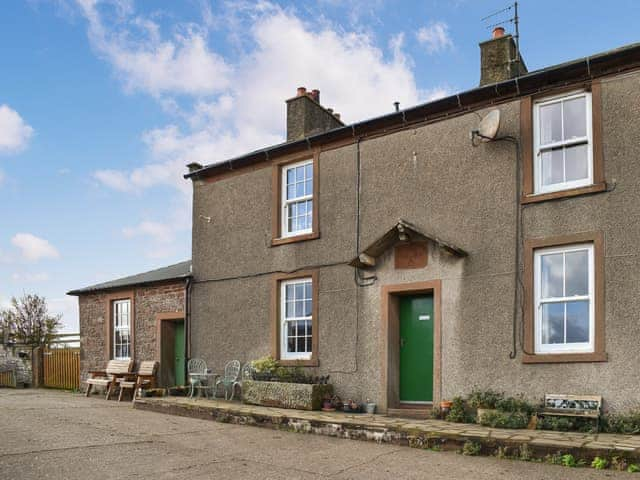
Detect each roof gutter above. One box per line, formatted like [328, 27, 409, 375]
[184, 42, 640, 182]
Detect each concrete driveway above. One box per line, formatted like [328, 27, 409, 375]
[0, 389, 627, 479]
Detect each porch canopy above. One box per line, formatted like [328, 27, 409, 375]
[349, 219, 467, 269]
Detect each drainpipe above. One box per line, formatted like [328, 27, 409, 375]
[184, 276, 192, 361]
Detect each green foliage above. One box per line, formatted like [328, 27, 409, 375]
[561, 454, 577, 468]
[468, 388, 504, 409]
[479, 410, 529, 429]
[462, 440, 481, 456]
[250, 356, 278, 374]
[446, 396, 472, 423]
[494, 446, 509, 459]
[495, 395, 537, 416]
[591, 457, 608, 470]
[536, 415, 596, 433]
[628, 464, 640, 473]
[603, 410, 640, 434]
[0, 294, 62, 346]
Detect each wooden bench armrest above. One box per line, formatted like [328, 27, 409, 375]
[135, 374, 156, 379]
[87, 370, 108, 377]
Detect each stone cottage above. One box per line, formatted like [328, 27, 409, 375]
[68, 261, 191, 387]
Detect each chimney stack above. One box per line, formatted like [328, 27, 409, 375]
[286, 87, 344, 142]
[479, 28, 527, 86]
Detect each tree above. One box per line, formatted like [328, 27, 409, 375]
[0, 294, 62, 346]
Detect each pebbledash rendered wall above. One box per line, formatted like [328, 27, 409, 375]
[190, 69, 640, 412]
[78, 282, 185, 380]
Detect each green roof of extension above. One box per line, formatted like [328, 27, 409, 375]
[67, 260, 191, 295]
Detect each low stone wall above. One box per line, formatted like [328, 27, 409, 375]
[0, 345, 32, 387]
[242, 380, 333, 411]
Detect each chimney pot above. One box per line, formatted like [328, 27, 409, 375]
[297, 86, 307, 96]
[311, 89, 320, 102]
[492, 27, 505, 39]
[327, 108, 333, 114]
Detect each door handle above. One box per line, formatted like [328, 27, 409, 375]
[400, 338, 406, 348]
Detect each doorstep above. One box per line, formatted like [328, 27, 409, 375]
[134, 396, 640, 462]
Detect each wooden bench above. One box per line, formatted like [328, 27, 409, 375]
[85, 359, 134, 400]
[117, 361, 158, 403]
[541, 394, 602, 431]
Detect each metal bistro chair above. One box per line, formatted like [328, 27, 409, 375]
[187, 358, 207, 398]
[215, 360, 241, 400]
[232, 363, 254, 402]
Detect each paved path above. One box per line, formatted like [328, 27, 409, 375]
[0, 389, 627, 479]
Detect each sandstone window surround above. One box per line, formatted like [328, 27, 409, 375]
[271, 151, 319, 246]
[270, 270, 319, 367]
[522, 232, 606, 364]
[520, 80, 606, 204]
[104, 291, 135, 362]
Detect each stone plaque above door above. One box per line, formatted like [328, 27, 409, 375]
[394, 242, 428, 269]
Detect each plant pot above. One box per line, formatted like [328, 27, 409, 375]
[365, 402, 376, 414]
[440, 400, 453, 419]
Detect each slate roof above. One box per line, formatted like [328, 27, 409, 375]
[185, 42, 640, 181]
[67, 260, 192, 295]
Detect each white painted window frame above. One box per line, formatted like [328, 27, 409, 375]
[534, 243, 595, 354]
[113, 299, 131, 360]
[280, 278, 313, 361]
[533, 90, 593, 194]
[281, 159, 313, 238]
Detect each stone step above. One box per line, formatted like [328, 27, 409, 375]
[387, 407, 432, 419]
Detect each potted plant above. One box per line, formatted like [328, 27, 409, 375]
[322, 394, 336, 412]
[365, 398, 376, 414]
[439, 400, 453, 419]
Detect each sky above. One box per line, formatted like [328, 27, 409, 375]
[1, 0, 638, 332]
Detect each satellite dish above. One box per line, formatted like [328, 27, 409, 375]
[476, 109, 501, 141]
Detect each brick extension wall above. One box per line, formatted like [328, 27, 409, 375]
[78, 281, 186, 381]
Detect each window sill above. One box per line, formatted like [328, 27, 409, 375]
[278, 358, 319, 367]
[271, 231, 320, 246]
[522, 351, 607, 364]
[521, 182, 607, 205]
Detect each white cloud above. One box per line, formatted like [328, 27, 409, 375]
[416, 21, 453, 54]
[85, 3, 430, 195]
[76, 0, 231, 96]
[11, 233, 60, 262]
[0, 105, 34, 153]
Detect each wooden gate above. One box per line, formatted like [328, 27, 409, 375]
[44, 348, 80, 390]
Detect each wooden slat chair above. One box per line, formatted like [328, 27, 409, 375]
[85, 359, 134, 400]
[117, 361, 159, 403]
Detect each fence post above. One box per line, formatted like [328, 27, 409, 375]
[32, 346, 44, 388]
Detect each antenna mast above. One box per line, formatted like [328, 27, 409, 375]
[481, 2, 521, 69]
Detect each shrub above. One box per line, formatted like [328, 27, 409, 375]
[495, 395, 537, 416]
[591, 457, 608, 470]
[603, 410, 640, 434]
[536, 415, 596, 433]
[468, 388, 504, 409]
[628, 464, 640, 473]
[479, 410, 529, 429]
[462, 440, 481, 456]
[446, 396, 471, 423]
[251, 356, 278, 374]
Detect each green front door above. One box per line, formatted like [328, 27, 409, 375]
[399, 294, 434, 403]
[174, 322, 185, 386]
